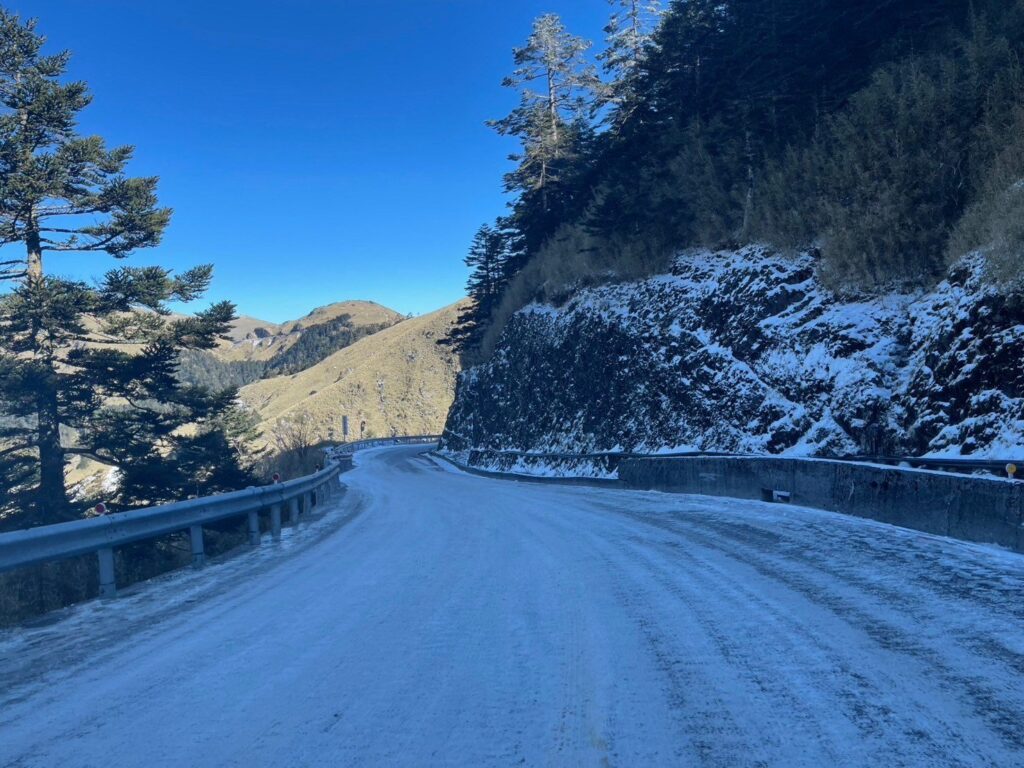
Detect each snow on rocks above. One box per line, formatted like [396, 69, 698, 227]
[442, 246, 1024, 473]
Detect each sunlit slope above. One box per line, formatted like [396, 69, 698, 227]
[240, 301, 466, 441]
[218, 301, 405, 362]
[277, 300, 401, 335]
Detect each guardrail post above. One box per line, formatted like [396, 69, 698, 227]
[248, 510, 260, 546]
[289, 497, 299, 526]
[189, 525, 205, 568]
[98, 547, 116, 599]
[309, 490, 317, 510]
[271, 504, 282, 540]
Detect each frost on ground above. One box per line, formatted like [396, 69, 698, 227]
[441, 247, 1024, 477]
[2, 446, 1023, 767]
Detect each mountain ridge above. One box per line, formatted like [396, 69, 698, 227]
[219, 300, 405, 361]
[240, 300, 467, 444]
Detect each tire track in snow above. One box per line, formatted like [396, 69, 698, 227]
[3, 448, 1024, 767]
[620, 530, 976, 767]
[592, 496, 1024, 761]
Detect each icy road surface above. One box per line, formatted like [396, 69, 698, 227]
[2, 446, 1024, 767]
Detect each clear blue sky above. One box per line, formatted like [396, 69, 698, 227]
[11, 0, 610, 321]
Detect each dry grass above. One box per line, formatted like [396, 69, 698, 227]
[216, 300, 405, 362]
[240, 300, 466, 445]
[55, 300, 450, 504]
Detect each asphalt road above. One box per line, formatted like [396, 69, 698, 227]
[2, 445, 1023, 767]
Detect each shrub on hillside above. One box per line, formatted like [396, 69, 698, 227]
[948, 103, 1024, 286]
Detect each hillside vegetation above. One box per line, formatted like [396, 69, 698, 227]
[443, 0, 1024, 466]
[221, 301, 403, 359]
[241, 301, 465, 446]
[55, 299, 457, 514]
[453, 0, 1024, 361]
[177, 301, 404, 391]
[443, 248, 1024, 469]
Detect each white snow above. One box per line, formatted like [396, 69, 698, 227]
[460, 247, 1023, 465]
[2, 445, 1023, 767]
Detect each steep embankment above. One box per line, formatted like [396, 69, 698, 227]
[442, 247, 1024, 467]
[242, 301, 466, 442]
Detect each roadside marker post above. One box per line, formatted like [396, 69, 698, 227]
[271, 504, 283, 540]
[248, 509, 260, 546]
[190, 525, 205, 568]
[98, 548, 116, 599]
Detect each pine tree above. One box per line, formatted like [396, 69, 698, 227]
[0, 12, 254, 525]
[598, 0, 663, 128]
[489, 14, 600, 211]
[446, 222, 513, 356]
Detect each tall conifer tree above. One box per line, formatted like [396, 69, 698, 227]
[0, 11, 254, 526]
[598, 0, 662, 128]
[490, 14, 600, 210]
[446, 222, 513, 356]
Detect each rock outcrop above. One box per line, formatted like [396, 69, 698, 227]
[442, 247, 1024, 467]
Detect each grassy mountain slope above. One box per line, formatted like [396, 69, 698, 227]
[278, 300, 401, 334]
[240, 300, 466, 444]
[218, 301, 404, 362]
[227, 315, 280, 343]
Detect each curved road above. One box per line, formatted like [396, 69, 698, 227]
[2, 446, 1024, 767]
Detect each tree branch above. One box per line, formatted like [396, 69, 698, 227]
[64, 446, 116, 464]
[0, 441, 36, 459]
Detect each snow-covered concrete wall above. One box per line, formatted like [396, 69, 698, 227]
[619, 456, 1024, 552]
[442, 246, 1024, 466]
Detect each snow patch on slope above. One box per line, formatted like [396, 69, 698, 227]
[442, 246, 1024, 475]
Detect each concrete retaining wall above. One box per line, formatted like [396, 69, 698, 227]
[619, 457, 1024, 553]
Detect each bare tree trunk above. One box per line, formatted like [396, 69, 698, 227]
[547, 67, 560, 154]
[35, 375, 71, 522]
[540, 160, 549, 213]
[631, 0, 643, 64]
[741, 129, 756, 241]
[25, 216, 71, 522]
[19, 99, 41, 280]
[26, 219, 42, 279]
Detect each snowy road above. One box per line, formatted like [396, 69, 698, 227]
[2, 446, 1024, 767]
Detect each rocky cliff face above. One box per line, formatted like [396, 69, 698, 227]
[441, 247, 1024, 468]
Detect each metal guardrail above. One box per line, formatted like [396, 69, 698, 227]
[840, 455, 1021, 476]
[0, 434, 442, 601]
[0, 465, 341, 598]
[328, 435, 442, 456]
[3, 433, 1006, 604]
